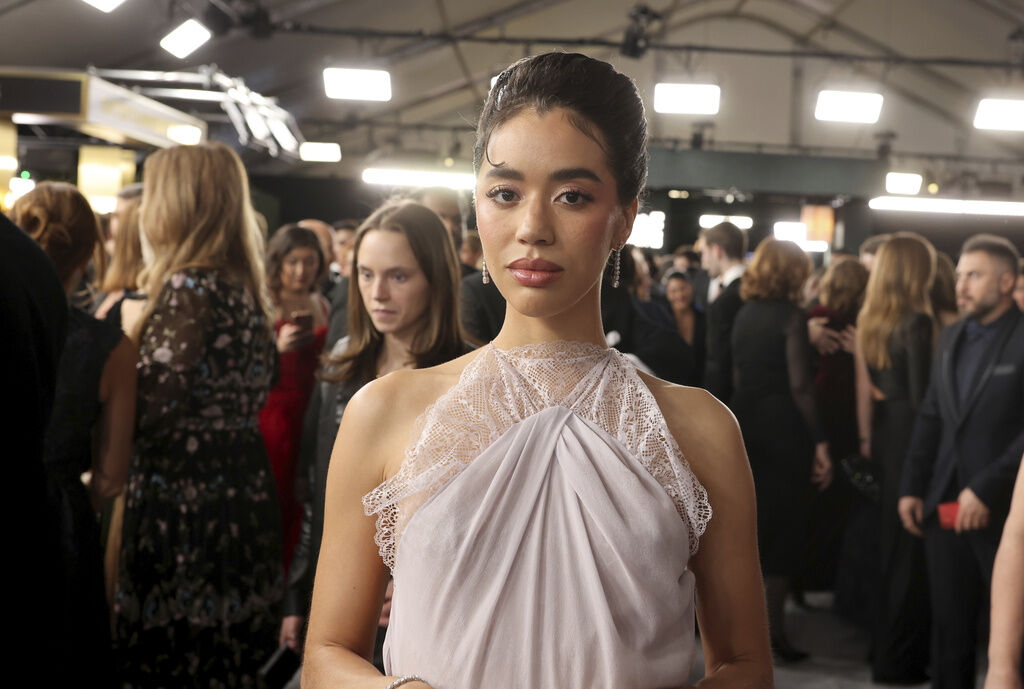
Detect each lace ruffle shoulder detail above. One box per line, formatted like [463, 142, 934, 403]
[362, 341, 712, 571]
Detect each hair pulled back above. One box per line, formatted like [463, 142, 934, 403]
[11, 181, 104, 285]
[475, 52, 648, 205]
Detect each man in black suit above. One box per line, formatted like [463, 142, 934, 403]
[700, 222, 746, 403]
[898, 234, 1024, 689]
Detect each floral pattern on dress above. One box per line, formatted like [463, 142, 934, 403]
[114, 268, 283, 689]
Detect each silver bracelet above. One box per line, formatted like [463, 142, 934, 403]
[384, 676, 427, 689]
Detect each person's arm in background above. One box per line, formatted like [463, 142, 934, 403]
[785, 309, 831, 491]
[984, 458, 1024, 689]
[90, 335, 138, 511]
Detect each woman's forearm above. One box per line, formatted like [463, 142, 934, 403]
[696, 657, 773, 689]
[302, 644, 430, 689]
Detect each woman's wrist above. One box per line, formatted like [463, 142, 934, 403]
[382, 676, 431, 689]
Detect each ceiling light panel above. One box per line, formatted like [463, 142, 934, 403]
[885, 172, 923, 195]
[160, 19, 212, 59]
[323, 68, 392, 101]
[81, 0, 128, 11]
[814, 90, 884, 124]
[653, 83, 720, 115]
[868, 196, 1024, 216]
[973, 98, 1024, 131]
[299, 142, 342, 162]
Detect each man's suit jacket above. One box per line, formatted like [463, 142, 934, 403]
[703, 277, 743, 404]
[901, 308, 1024, 521]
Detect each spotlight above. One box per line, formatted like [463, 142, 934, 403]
[973, 98, 1024, 131]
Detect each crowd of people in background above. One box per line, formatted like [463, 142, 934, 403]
[3, 136, 1023, 689]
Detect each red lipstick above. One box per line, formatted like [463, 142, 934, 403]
[507, 257, 565, 287]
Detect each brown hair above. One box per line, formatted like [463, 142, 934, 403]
[10, 181, 105, 285]
[930, 251, 957, 317]
[134, 142, 270, 339]
[475, 52, 647, 205]
[860, 233, 890, 257]
[700, 222, 747, 261]
[265, 224, 325, 300]
[819, 258, 869, 320]
[857, 233, 936, 370]
[740, 239, 811, 303]
[961, 233, 1021, 276]
[101, 186, 143, 293]
[322, 200, 465, 385]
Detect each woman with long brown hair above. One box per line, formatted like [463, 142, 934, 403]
[10, 181, 137, 685]
[259, 224, 331, 569]
[855, 232, 936, 684]
[731, 238, 832, 661]
[114, 142, 282, 687]
[279, 200, 469, 664]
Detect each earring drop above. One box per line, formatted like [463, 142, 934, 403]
[611, 245, 622, 288]
[482, 257, 490, 284]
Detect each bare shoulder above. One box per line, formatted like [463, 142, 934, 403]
[342, 347, 484, 482]
[635, 372, 748, 489]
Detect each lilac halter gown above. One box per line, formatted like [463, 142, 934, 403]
[363, 341, 711, 689]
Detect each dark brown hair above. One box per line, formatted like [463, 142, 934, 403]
[475, 52, 648, 205]
[265, 224, 325, 299]
[323, 200, 465, 385]
[741, 239, 811, 303]
[961, 233, 1021, 276]
[701, 222, 747, 261]
[930, 251, 957, 316]
[10, 181, 104, 285]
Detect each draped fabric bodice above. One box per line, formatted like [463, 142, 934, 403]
[363, 341, 711, 689]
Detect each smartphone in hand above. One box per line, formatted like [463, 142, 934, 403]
[291, 310, 314, 332]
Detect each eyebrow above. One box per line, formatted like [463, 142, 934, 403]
[484, 166, 603, 184]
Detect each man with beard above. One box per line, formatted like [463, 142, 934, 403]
[899, 233, 1024, 689]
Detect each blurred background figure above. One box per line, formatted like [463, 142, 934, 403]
[859, 234, 890, 274]
[410, 186, 473, 277]
[298, 218, 337, 296]
[460, 229, 483, 271]
[1014, 258, 1024, 312]
[855, 233, 936, 684]
[931, 251, 960, 329]
[260, 224, 330, 572]
[280, 200, 470, 673]
[731, 238, 831, 662]
[94, 183, 145, 326]
[114, 142, 282, 687]
[11, 181, 137, 686]
[664, 270, 705, 385]
[701, 222, 746, 403]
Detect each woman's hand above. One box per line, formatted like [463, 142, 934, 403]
[811, 442, 833, 492]
[280, 615, 304, 651]
[277, 322, 312, 352]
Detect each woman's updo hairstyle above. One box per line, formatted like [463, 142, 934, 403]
[10, 181, 104, 285]
[475, 52, 648, 205]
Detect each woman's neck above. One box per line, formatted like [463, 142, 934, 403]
[377, 330, 417, 376]
[492, 286, 607, 350]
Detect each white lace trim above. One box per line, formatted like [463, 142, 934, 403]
[362, 340, 712, 572]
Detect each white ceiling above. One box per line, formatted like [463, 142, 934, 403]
[3, 0, 1023, 187]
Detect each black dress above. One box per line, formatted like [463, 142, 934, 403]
[44, 308, 124, 685]
[114, 269, 283, 688]
[868, 311, 932, 682]
[731, 299, 823, 576]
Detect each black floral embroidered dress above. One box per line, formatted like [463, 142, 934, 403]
[115, 268, 283, 688]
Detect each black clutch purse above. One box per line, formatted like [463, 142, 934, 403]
[840, 453, 880, 502]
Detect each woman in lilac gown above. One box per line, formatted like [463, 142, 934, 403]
[303, 52, 773, 689]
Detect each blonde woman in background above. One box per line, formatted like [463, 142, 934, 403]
[855, 232, 936, 684]
[113, 142, 282, 687]
[95, 183, 145, 325]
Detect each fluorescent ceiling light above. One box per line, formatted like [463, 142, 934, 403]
[885, 172, 923, 195]
[323, 68, 392, 101]
[299, 142, 342, 162]
[362, 167, 475, 190]
[773, 221, 808, 242]
[0, 155, 17, 171]
[87, 195, 118, 214]
[166, 124, 203, 145]
[81, 0, 128, 11]
[653, 83, 720, 115]
[630, 211, 666, 249]
[160, 19, 212, 59]
[699, 214, 753, 230]
[814, 89, 883, 124]
[868, 196, 1024, 216]
[973, 98, 1024, 131]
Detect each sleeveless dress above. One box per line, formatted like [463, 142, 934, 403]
[259, 318, 328, 568]
[364, 341, 712, 689]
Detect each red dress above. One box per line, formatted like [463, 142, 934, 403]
[259, 320, 328, 570]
